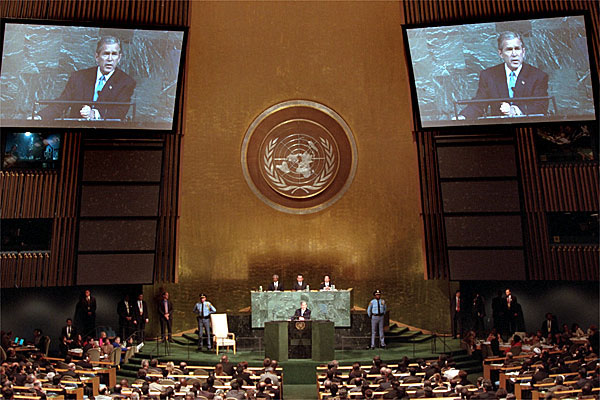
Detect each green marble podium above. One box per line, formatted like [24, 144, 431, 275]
[264, 320, 334, 361]
[251, 290, 351, 328]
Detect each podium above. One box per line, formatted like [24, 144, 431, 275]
[264, 320, 334, 361]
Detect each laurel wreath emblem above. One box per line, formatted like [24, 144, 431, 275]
[263, 137, 336, 196]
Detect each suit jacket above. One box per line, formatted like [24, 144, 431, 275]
[450, 295, 462, 318]
[60, 325, 78, 341]
[157, 299, 174, 320]
[472, 295, 486, 318]
[460, 63, 549, 119]
[79, 296, 97, 316]
[293, 308, 311, 320]
[268, 281, 284, 291]
[133, 300, 148, 322]
[541, 317, 559, 336]
[39, 67, 136, 121]
[293, 281, 307, 291]
[117, 300, 134, 326]
[492, 295, 504, 319]
[320, 282, 334, 290]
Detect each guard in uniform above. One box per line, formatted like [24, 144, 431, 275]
[193, 293, 216, 350]
[367, 289, 386, 349]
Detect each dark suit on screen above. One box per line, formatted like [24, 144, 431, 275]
[38, 67, 136, 121]
[293, 308, 311, 320]
[460, 63, 549, 119]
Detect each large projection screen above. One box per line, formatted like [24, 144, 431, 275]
[404, 15, 596, 128]
[1, 21, 185, 131]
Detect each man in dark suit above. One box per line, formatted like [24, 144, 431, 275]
[117, 295, 134, 341]
[459, 31, 548, 119]
[158, 291, 174, 342]
[292, 273, 308, 291]
[503, 288, 518, 336]
[133, 293, 149, 343]
[541, 312, 559, 337]
[267, 274, 284, 291]
[78, 289, 97, 337]
[472, 293, 486, 337]
[491, 290, 505, 332]
[59, 318, 79, 356]
[38, 36, 136, 122]
[292, 301, 311, 320]
[320, 275, 334, 291]
[451, 290, 463, 338]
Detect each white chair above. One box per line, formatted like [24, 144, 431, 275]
[210, 313, 236, 354]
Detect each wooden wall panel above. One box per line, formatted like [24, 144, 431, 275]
[0, 253, 50, 288]
[416, 131, 449, 279]
[540, 164, 599, 211]
[406, 0, 599, 280]
[0, 171, 58, 219]
[517, 128, 599, 281]
[1, 0, 188, 286]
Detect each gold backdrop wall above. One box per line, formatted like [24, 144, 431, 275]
[148, 1, 455, 335]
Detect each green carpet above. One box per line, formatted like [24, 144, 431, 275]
[121, 338, 470, 386]
[283, 384, 318, 400]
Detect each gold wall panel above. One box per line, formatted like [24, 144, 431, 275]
[157, 1, 455, 336]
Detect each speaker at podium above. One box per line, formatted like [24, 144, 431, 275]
[264, 320, 334, 361]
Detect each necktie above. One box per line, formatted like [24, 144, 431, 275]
[508, 72, 516, 98]
[164, 300, 168, 313]
[201, 303, 205, 318]
[94, 75, 106, 101]
[67, 327, 70, 337]
[377, 300, 381, 314]
[457, 298, 460, 312]
[139, 301, 143, 314]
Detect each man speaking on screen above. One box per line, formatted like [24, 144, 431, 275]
[38, 36, 136, 121]
[458, 31, 548, 119]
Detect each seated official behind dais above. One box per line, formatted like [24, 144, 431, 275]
[320, 275, 334, 291]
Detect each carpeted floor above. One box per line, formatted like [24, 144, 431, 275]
[283, 384, 319, 400]
[123, 338, 468, 386]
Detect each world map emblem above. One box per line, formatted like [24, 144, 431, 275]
[242, 100, 357, 214]
[261, 132, 338, 198]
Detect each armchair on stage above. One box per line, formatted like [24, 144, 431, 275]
[210, 313, 236, 354]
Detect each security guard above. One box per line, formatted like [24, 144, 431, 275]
[367, 289, 386, 349]
[192, 293, 216, 350]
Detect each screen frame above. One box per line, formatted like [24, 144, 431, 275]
[0, 17, 188, 134]
[401, 10, 599, 132]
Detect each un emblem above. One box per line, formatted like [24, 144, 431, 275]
[242, 100, 357, 214]
[262, 132, 338, 198]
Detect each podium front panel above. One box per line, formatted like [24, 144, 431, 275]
[264, 321, 288, 361]
[311, 320, 335, 361]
